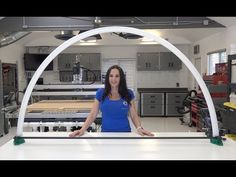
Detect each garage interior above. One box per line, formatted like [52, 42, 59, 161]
[0, 17, 236, 160]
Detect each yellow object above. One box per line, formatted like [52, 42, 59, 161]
[223, 102, 236, 109]
[225, 134, 236, 141]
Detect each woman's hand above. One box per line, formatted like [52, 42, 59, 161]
[137, 127, 154, 136]
[69, 129, 85, 137]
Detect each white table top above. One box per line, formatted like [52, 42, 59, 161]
[0, 132, 236, 160]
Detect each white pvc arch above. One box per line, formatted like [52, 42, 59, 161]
[16, 26, 219, 137]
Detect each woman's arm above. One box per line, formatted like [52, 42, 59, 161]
[69, 99, 100, 137]
[129, 100, 154, 136]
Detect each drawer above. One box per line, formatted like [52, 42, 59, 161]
[141, 104, 164, 116]
[141, 93, 164, 101]
[166, 93, 187, 105]
[142, 98, 163, 105]
[166, 105, 182, 116]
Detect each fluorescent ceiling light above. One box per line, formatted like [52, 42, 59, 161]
[79, 35, 97, 43]
[140, 41, 158, 45]
[79, 42, 97, 45]
[141, 30, 161, 42]
[143, 30, 161, 36]
[80, 39, 97, 43]
[141, 38, 155, 42]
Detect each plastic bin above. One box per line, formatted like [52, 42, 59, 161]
[230, 93, 236, 105]
[219, 108, 236, 134]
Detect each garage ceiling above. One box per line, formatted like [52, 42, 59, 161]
[0, 17, 225, 32]
[90, 17, 225, 29]
[0, 17, 233, 46]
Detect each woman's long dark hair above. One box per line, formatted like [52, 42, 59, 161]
[102, 65, 132, 105]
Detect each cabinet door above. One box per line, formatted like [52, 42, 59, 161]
[79, 53, 90, 69]
[170, 53, 182, 70]
[58, 54, 76, 71]
[159, 52, 172, 70]
[80, 53, 101, 70]
[88, 53, 101, 70]
[137, 53, 159, 71]
[160, 52, 182, 70]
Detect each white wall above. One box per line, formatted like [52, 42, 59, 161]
[191, 25, 236, 87]
[0, 43, 26, 101]
[100, 45, 191, 89]
[0, 44, 24, 63]
[29, 44, 191, 89]
[3, 26, 236, 104]
[136, 45, 191, 88]
[1, 44, 192, 102]
[0, 33, 192, 103]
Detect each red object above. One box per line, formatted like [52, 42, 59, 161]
[215, 63, 228, 74]
[211, 93, 228, 97]
[203, 63, 228, 85]
[191, 103, 198, 113]
[212, 63, 228, 84]
[203, 75, 213, 82]
[197, 92, 227, 98]
[212, 74, 228, 84]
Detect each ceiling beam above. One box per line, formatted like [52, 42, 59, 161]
[0, 17, 95, 32]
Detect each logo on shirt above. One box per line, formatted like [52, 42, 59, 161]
[123, 101, 128, 106]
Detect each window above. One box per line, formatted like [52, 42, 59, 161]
[207, 50, 226, 75]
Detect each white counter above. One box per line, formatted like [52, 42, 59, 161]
[0, 132, 236, 160]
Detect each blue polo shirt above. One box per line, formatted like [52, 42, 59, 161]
[95, 88, 134, 132]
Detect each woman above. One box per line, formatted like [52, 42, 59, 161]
[69, 65, 154, 137]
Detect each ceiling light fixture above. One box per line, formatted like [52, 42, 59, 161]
[78, 30, 102, 41]
[55, 30, 75, 40]
[113, 32, 142, 39]
[141, 30, 161, 42]
[141, 38, 155, 42]
[203, 20, 209, 25]
[80, 39, 97, 43]
[94, 17, 102, 24]
[140, 41, 158, 45]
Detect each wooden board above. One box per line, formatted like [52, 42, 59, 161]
[27, 100, 95, 112]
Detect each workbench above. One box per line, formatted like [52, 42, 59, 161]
[27, 100, 94, 112]
[23, 100, 101, 121]
[0, 132, 236, 160]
